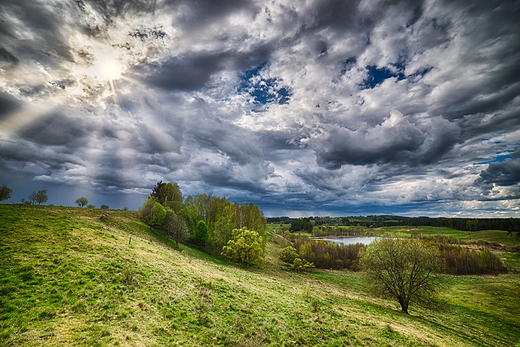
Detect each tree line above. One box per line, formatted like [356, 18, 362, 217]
[270, 215, 520, 238]
[0, 185, 49, 205]
[280, 235, 508, 275]
[140, 181, 267, 266]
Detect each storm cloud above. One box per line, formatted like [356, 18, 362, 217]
[0, 0, 519, 216]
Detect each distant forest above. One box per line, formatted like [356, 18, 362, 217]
[267, 215, 520, 234]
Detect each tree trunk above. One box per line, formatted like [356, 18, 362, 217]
[400, 303, 409, 314]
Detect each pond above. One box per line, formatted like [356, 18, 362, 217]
[313, 236, 379, 246]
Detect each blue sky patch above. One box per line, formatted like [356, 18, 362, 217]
[361, 64, 405, 89]
[238, 63, 291, 105]
[474, 154, 513, 165]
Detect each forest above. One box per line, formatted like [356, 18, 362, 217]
[139, 181, 268, 263]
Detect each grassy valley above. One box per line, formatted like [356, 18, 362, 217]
[1, 205, 519, 346]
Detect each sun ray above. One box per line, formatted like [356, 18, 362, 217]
[0, 103, 55, 138]
[120, 75, 145, 86]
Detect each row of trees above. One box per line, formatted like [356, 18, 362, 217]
[140, 181, 267, 266]
[347, 217, 520, 236]
[74, 197, 110, 209]
[1, 186, 50, 205]
[271, 215, 520, 238]
[281, 236, 364, 271]
[289, 218, 313, 233]
[1, 186, 114, 209]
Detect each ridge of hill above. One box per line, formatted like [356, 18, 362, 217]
[1, 205, 519, 346]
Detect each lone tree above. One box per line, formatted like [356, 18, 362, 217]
[35, 189, 49, 205]
[222, 227, 264, 267]
[359, 238, 445, 314]
[0, 185, 12, 202]
[75, 197, 89, 207]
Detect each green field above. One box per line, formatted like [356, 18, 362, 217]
[376, 225, 520, 247]
[1, 205, 519, 346]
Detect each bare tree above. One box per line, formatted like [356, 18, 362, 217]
[29, 191, 37, 205]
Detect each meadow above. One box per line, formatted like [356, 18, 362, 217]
[1, 205, 519, 346]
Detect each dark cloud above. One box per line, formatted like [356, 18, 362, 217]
[0, 47, 19, 65]
[312, 113, 460, 169]
[0, 0, 74, 66]
[83, 0, 158, 21]
[135, 55, 228, 91]
[0, 92, 20, 119]
[164, 0, 258, 29]
[476, 158, 520, 188]
[17, 112, 88, 147]
[135, 46, 273, 91]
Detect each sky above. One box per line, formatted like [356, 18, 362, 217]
[0, 0, 519, 217]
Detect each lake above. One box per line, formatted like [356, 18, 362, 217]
[314, 236, 379, 246]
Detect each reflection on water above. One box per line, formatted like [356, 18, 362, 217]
[314, 236, 379, 246]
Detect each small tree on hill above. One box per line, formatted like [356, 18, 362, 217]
[35, 189, 49, 205]
[100, 204, 109, 209]
[75, 197, 88, 207]
[164, 210, 188, 248]
[0, 185, 13, 202]
[359, 238, 445, 314]
[221, 227, 264, 267]
[194, 220, 209, 248]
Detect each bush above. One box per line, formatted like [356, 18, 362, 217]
[221, 227, 264, 267]
[280, 246, 299, 264]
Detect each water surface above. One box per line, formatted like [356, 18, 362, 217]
[314, 236, 379, 246]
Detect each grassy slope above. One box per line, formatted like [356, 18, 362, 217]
[0, 206, 519, 346]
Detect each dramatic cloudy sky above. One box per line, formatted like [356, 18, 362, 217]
[1, 0, 519, 217]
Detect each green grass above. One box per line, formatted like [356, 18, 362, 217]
[1, 205, 519, 346]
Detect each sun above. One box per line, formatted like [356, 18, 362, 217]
[95, 55, 123, 81]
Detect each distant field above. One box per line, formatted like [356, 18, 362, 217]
[377, 225, 519, 247]
[1, 205, 519, 346]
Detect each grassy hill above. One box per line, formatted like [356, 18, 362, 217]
[1, 205, 519, 346]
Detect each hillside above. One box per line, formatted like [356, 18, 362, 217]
[1, 205, 519, 346]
